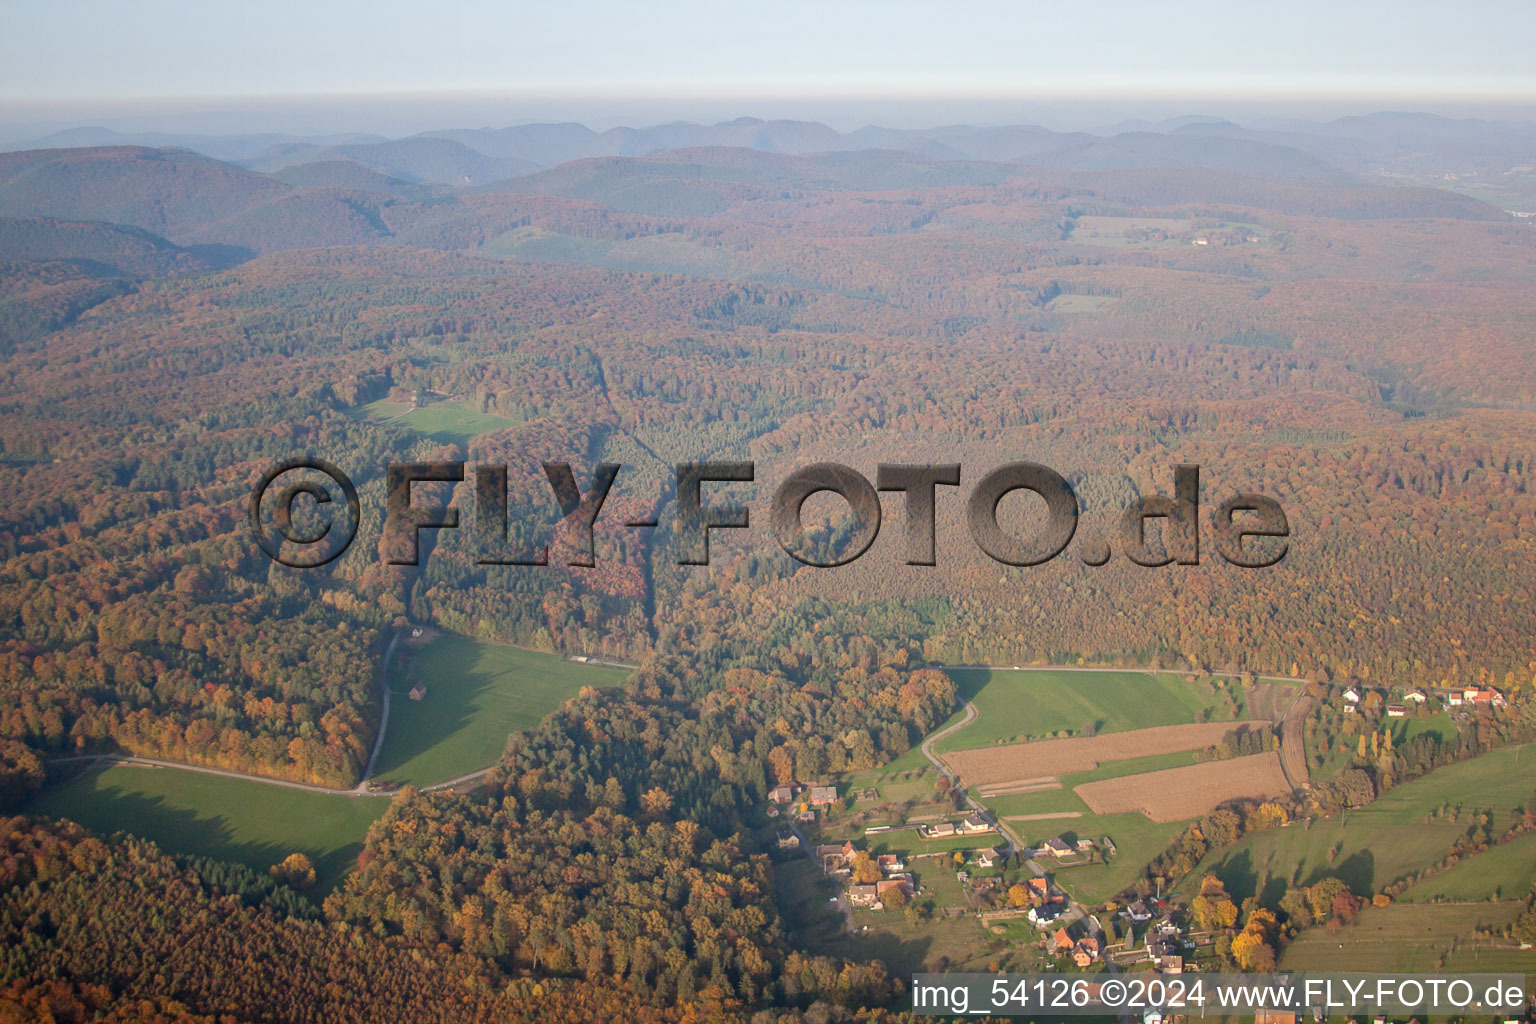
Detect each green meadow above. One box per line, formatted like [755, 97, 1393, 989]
[374, 635, 630, 786]
[1189, 744, 1536, 905]
[1281, 901, 1531, 973]
[350, 395, 518, 447]
[31, 764, 387, 894]
[937, 668, 1223, 751]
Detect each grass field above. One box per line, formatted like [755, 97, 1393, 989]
[375, 635, 631, 786]
[350, 395, 518, 447]
[1405, 829, 1536, 902]
[1067, 216, 1190, 247]
[1187, 744, 1536, 905]
[30, 764, 387, 894]
[1280, 901, 1530, 973]
[937, 669, 1224, 752]
[1048, 294, 1120, 313]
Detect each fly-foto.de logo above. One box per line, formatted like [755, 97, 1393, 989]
[250, 460, 1288, 571]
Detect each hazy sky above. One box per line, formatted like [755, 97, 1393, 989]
[5, 0, 1536, 101]
[3, 0, 1535, 134]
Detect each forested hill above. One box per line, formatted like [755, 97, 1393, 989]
[2, 116, 1535, 1020]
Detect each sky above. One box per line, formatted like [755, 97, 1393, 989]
[3, 0, 1536, 133]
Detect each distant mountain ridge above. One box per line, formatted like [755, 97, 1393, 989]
[7, 111, 1534, 184]
[0, 111, 1518, 273]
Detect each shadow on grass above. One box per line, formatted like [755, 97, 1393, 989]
[1306, 847, 1375, 897]
[372, 638, 498, 781]
[33, 765, 365, 894]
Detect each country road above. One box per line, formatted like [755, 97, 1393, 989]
[44, 660, 1313, 810]
[356, 633, 400, 792]
[48, 630, 499, 800]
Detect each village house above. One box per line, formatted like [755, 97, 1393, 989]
[1037, 837, 1075, 858]
[1073, 936, 1102, 968]
[876, 878, 912, 902]
[1403, 688, 1427, 703]
[924, 822, 958, 839]
[776, 832, 800, 851]
[1386, 704, 1407, 718]
[1053, 927, 1075, 955]
[408, 681, 427, 701]
[848, 884, 880, 908]
[876, 854, 905, 874]
[1254, 1012, 1298, 1024]
[1122, 899, 1153, 922]
[977, 850, 997, 869]
[1342, 686, 1361, 703]
[959, 811, 996, 834]
[808, 785, 838, 806]
[1028, 900, 1067, 926]
[815, 841, 857, 869]
[768, 783, 801, 805]
[1026, 877, 1050, 899]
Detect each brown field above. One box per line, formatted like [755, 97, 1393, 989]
[1279, 694, 1314, 787]
[1074, 751, 1292, 822]
[977, 777, 1062, 797]
[943, 721, 1269, 788]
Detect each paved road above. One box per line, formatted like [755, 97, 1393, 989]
[50, 753, 379, 797]
[920, 697, 1100, 938]
[41, 628, 654, 799]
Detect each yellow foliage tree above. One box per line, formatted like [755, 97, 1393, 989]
[270, 852, 315, 889]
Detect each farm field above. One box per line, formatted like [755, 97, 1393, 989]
[974, 758, 1197, 905]
[1280, 902, 1530, 973]
[1074, 751, 1291, 822]
[350, 395, 518, 446]
[944, 720, 1268, 789]
[1187, 744, 1536, 905]
[1404, 829, 1536, 902]
[1047, 294, 1120, 313]
[1066, 215, 1191, 247]
[937, 668, 1225, 752]
[374, 635, 630, 786]
[29, 764, 387, 894]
